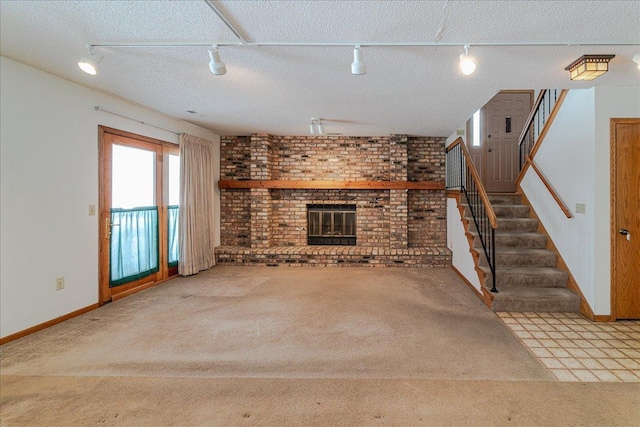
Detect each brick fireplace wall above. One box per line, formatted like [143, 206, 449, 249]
[218, 134, 450, 267]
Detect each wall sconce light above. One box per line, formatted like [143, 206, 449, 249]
[633, 54, 640, 70]
[565, 54, 615, 81]
[310, 117, 325, 135]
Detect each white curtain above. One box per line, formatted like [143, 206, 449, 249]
[178, 133, 216, 276]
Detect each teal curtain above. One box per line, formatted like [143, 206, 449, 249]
[168, 205, 179, 267]
[110, 206, 159, 287]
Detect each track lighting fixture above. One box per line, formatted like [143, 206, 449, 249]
[351, 45, 366, 75]
[208, 45, 227, 75]
[459, 44, 476, 75]
[633, 54, 640, 70]
[310, 117, 325, 135]
[77, 46, 103, 75]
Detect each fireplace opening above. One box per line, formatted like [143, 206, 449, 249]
[307, 204, 356, 245]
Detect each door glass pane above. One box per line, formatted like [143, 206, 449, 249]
[345, 212, 356, 236]
[112, 144, 155, 209]
[168, 154, 180, 206]
[334, 212, 344, 236]
[472, 109, 481, 147]
[322, 212, 332, 236]
[109, 144, 158, 287]
[309, 211, 320, 235]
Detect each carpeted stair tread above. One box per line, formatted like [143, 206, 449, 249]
[479, 266, 568, 288]
[491, 287, 581, 312]
[478, 248, 557, 267]
[469, 231, 547, 248]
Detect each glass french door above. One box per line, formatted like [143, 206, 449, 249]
[99, 127, 179, 304]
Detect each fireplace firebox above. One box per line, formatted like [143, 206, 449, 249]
[307, 204, 356, 245]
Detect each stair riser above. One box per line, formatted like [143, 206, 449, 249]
[496, 220, 539, 232]
[462, 205, 530, 219]
[492, 297, 580, 313]
[478, 252, 557, 267]
[466, 218, 539, 233]
[488, 195, 523, 205]
[487, 275, 568, 288]
[492, 206, 531, 218]
[472, 234, 547, 249]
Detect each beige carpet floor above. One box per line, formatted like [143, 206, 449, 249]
[1, 266, 639, 426]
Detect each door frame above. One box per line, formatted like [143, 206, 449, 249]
[610, 118, 640, 320]
[98, 126, 179, 305]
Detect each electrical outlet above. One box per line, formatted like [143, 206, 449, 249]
[88, 205, 96, 216]
[56, 277, 65, 291]
[575, 203, 586, 214]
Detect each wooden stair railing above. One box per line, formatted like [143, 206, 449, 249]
[524, 156, 573, 219]
[446, 137, 499, 293]
[516, 89, 572, 219]
[518, 89, 567, 170]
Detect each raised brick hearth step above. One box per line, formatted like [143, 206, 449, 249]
[460, 193, 579, 313]
[215, 245, 451, 268]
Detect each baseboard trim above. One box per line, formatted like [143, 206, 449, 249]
[0, 303, 100, 345]
[593, 315, 614, 323]
[451, 265, 484, 299]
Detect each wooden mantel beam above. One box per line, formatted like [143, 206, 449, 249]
[218, 180, 445, 190]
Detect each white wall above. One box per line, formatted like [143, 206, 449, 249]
[520, 87, 640, 315]
[0, 56, 221, 338]
[447, 198, 482, 292]
[593, 87, 640, 314]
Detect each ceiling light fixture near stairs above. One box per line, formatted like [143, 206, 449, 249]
[565, 54, 615, 81]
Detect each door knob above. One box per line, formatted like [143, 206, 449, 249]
[619, 229, 631, 241]
[488, 148, 492, 152]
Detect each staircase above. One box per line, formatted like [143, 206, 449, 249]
[461, 193, 580, 312]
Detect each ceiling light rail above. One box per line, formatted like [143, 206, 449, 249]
[87, 41, 640, 48]
[81, 40, 638, 76]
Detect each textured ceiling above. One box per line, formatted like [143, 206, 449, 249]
[1, 1, 639, 137]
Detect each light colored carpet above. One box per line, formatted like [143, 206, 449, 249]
[1, 266, 638, 426]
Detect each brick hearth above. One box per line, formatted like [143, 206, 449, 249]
[217, 134, 451, 267]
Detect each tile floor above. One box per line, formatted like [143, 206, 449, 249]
[498, 312, 640, 382]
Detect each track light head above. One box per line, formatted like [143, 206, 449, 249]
[459, 44, 477, 76]
[208, 45, 227, 75]
[78, 46, 103, 75]
[351, 45, 366, 75]
[310, 117, 324, 135]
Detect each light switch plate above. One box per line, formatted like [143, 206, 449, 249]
[575, 203, 586, 214]
[89, 205, 96, 216]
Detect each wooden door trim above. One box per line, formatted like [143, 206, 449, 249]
[610, 118, 640, 321]
[98, 126, 178, 305]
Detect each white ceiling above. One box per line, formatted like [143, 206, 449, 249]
[1, 1, 639, 137]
